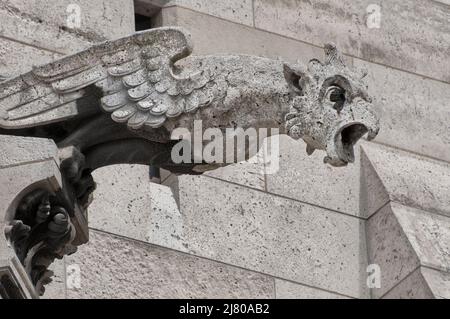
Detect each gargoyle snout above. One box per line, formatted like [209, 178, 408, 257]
[325, 100, 380, 167]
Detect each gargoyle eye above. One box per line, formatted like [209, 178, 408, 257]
[326, 86, 346, 112]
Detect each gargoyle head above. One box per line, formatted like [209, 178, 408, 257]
[284, 44, 380, 166]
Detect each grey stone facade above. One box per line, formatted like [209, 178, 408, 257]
[0, 0, 449, 299]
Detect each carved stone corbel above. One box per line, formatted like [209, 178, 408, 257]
[0, 136, 88, 298]
[5, 189, 76, 295]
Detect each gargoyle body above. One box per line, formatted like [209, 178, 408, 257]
[0, 27, 379, 207]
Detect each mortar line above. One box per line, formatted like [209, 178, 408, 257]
[366, 200, 391, 221]
[378, 265, 421, 299]
[0, 35, 65, 56]
[87, 227, 358, 299]
[0, 157, 58, 169]
[166, 6, 450, 86]
[368, 140, 450, 166]
[203, 174, 366, 220]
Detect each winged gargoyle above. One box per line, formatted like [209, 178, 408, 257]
[0, 27, 379, 209]
[0, 27, 380, 296]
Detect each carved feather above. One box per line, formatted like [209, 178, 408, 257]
[0, 27, 215, 130]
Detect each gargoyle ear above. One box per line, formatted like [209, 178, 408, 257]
[324, 43, 345, 68]
[283, 63, 307, 95]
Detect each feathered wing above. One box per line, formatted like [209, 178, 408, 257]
[0, 27, 214, 130]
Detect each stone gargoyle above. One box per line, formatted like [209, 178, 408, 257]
[0, 27, 379, 295]
[0, 27, 379, 201]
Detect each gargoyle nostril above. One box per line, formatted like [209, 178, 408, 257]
[329, 90, 345, 103]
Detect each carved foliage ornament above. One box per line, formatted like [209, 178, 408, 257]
[4, 189, 76, 296]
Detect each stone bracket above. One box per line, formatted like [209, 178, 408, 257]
[0, 135, 88, 298]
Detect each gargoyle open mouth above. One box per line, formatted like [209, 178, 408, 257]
[337, 123, 368, 163]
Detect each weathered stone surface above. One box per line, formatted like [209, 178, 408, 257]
[157, 6, 324, 62]
[204, 151, 265, 190]
[164, 0, 254, 26]
[366, 204, 419, 298]
[275, 279, 351, 299]
[0, 38, 61, 77]
[360, 145, 389, 218]
[166, 175, 368, 298]
[0, 8, 91, 55]
[66, 230, 275, 299]
[254, 0, 450, 83]
[41, 258, 66, 300]
[88, 165, 153, 242]
[420, 267, 450, 299]
[361, 142, 450, 218]
[382, 268, 434, 299]
[383, 267, 450, 299]
[147, 182, 188, 252]
[1, 0, 135, 43]
[0, 135, 66, 298]
[355, 59, 450, 162]
[392, 203, 450, 272]
[90, 163, 264, 248]
[265, 135, 361, 216]
[0, 135, 58, 168]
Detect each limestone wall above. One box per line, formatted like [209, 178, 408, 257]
[0, 0, 449, 299]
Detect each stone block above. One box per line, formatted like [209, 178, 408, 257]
[366, 204, 419, 298]
[383, 267, 450, 299]
[392, 203, 450, 272]
[0, 135, 62, 299]
[0, 8, 91, 56]
[0, 38, 61, 78]
[0, 135, 58, 168]
[254, 0, 450, 83]
[265, 135, 361, 216]
[382, 267, 435, 299]
[147, 182, 189, 252]
[88, 165, 153, 242]
[165, 175, 368, 298]
[66, 230, 275, 299]
[145, 0, 254, 26]
[41, 258, 66, 299]
[204, 152, 266, 190]
[420, 267, 450, 299]
[174, 0, 253, 26]
[355, 59, 450, 162]
[157, 6, 324, 63]
[361, 142, 450, 218]
[275, 279, 351, 299]
[360, 146, 389, 219]
[2, 0, 135, 43]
